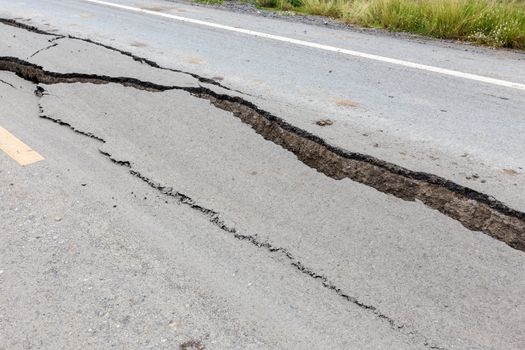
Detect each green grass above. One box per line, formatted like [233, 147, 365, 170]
[254, 0, 525, 49]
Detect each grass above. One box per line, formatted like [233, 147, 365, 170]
[254, 0, 525, 49]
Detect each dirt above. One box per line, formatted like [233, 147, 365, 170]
[334, 98, 358, 107]
[503, 168, 520, 176]
[180, 339, 205, 350]
[315, 119, 334, 126]
[140, 5, 178, 12]
[130, 41, 149, 48]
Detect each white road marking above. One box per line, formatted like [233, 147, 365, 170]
[81, 0, 525, 91]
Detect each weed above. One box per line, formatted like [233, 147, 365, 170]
[252, 0, 525, 49]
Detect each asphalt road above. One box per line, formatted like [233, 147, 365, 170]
[0, 1, 524, 349]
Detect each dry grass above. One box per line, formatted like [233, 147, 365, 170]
[256, 0, 525, 49]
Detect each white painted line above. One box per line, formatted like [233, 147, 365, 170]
[81, 0, 525, 91]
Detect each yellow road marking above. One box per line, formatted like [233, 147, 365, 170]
[0, 126, 44, 166]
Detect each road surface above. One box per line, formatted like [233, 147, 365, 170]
[0, 0, 524, 349]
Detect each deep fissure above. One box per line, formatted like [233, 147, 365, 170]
[2, 55, 522, 252]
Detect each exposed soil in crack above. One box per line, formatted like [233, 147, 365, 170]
[1, 55, 524, 252]
[198, 93, 525, 251]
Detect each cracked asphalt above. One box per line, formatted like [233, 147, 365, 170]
[1, 1, 524, 349]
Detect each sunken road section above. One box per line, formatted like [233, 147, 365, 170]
[0, 53, 523, 252]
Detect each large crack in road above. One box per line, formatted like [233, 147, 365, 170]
[1, 17, 524, 350]
[1, 54, 524, 252]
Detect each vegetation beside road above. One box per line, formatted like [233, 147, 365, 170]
[253, 0, 525, 49]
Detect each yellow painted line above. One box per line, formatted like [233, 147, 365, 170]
[0, 126, 44, 166]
